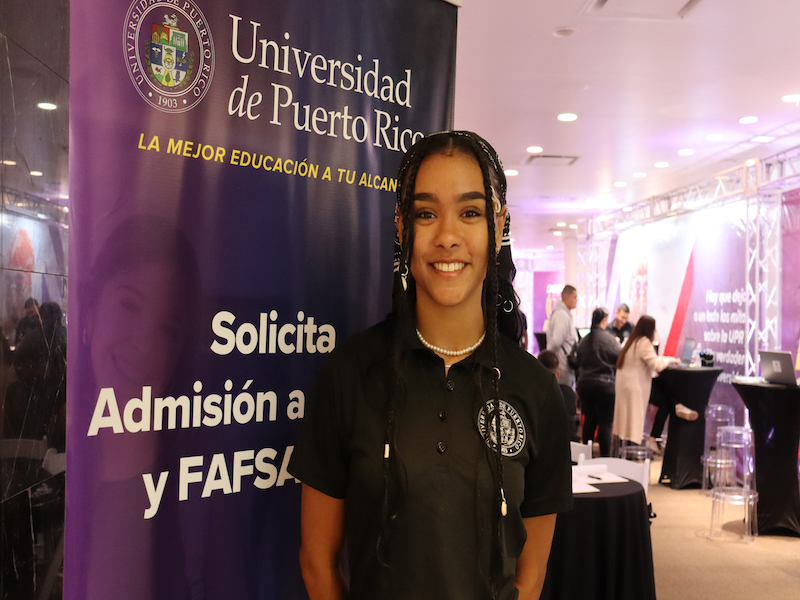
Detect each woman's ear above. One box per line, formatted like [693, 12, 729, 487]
[495, 207, 507, 254]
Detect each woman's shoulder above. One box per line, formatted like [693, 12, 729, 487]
[325, 319, 394, 369]
[497, 334, 557, 385]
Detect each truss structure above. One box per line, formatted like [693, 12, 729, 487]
[576, 237, 610, 328]
[2, 187, 69, 226]
[584, 143, 800, 375]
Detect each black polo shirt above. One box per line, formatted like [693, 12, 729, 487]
[289, 319, 573, 600]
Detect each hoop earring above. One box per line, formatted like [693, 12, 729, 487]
[401, 264, 409, 291]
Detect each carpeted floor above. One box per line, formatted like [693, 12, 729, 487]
[647, 458, 800, 600]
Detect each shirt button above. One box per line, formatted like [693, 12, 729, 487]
[446, 380, 455, 391]
[439, 410, 448, 420]
[437, 441, 447, 453]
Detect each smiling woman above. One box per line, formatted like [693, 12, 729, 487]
[289, 131, 573, 600]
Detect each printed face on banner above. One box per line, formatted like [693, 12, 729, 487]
[88, 262, 188, 403]
[409, 152, 495, 315]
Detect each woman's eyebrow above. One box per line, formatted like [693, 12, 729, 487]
[413, 191, 486, 203]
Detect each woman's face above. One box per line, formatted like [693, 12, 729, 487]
[405, 150, 503, 315]
[89, 262, 188, 400]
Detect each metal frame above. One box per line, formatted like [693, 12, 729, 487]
[586, 142, 800, 376]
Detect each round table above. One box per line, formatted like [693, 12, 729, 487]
[541, 480, 656, 600]
[732, 379, 800, 537]
[654, 366, 723, 489]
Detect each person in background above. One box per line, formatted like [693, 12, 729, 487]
[13, 297, 40, 346]
[613, 316, 679, 447]
[538, 349, 579, 442]
[607, 303, 633, 345]
[575, 308, 620, 457]
[546, 285, 578, 386]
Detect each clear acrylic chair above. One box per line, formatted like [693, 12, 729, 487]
[708, 426, 758, 543]
[701, 404, 736, 496]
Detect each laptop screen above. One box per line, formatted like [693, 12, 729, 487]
[681, 338, 696, 364]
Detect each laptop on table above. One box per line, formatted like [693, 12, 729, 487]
[759, 350, 798, 386]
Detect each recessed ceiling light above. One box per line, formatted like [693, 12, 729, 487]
[614, 181, 627, 188]
[745, 158, 758, 167]
[751, 136, 775, 143]
[654, 162, 669, 168]
[569, 224, 577, 229]
[37, 102, 57, 110]
[59, 194, 69, 199]
[553, 27, 578, 38]
[556, 221, 566, 227]
[62, 206, 70, 213]
[633, 172, 647, 178]
[677, 149, 694, 156]
[546, 245, 554, 250]
[782, 94, 800, 103]
[622, 206, 633, 212]
[526, 146, 544, 154]
[557, 113, 577, 122]
[1, 159, 16, 166]
[30, 170, 43, 177]
[739, 116, 758, 124]
[504, 169, 519, 177]
[553, 231, 563, 236]
[706, 133, 724, 142]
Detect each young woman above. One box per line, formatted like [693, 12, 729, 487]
[612, 315, 679, 447]
[289, 131, 572, 600]
[575, 307, 620, 457]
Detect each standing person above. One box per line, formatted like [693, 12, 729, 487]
[290, 131, 573, 600]
[13, 297, 40, 346]
[575, 308, 620, 457]
[613, 316, 679, 447]
[538, 350, 579, 441]
[546, 285, 578, 386]
[607, 303, 633, 345]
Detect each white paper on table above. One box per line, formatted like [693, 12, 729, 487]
[584, 471, 628, 484]
[572, 480, 601, 494]
[572, 464, 607, 477]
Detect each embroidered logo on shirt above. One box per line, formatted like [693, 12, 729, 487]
[477, 400, 526, 457]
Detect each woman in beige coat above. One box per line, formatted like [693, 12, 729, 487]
[612, 316, 679, 445]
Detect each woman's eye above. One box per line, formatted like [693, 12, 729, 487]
[463, 208, 483, 218]
[414, 209, 435, 220]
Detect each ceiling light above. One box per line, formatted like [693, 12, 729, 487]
[739, 116, 758, 124]
[706, 133, 724, 142]
[37, 102, 57, 110]
[30, 170, 43, 177]
[1, 159, 16, 166]
[745, 158, 758, 167]
[654, 162, 669, 168]
[553, 27, 578, 38]
[526, 146, 544, 154]
[62, 206, 70, 213]
[751, 136, 775, 143]
[677, 149, 694, 156]
[556, 221, 566, 227]
[504, 169, 519, 177]
[614, 181, 627, 188]
[623, 206, 633, 213]
[782, 94, 800, 103]
[553, 231, 563, 236]
[557, 113, 577, 122]
[633, 172, 647, 178]
[569, 224, 577, 229]
[59, 194, 69, 200]
[546, 245, 554, 250]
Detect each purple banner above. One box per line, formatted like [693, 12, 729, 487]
[67, 1, 456, 598]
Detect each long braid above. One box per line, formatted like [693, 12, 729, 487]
[378, 148, 425, 566]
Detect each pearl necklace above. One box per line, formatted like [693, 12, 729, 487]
[416, 328, 485, 357]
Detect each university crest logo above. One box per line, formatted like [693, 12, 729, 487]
[477, 399, 526, 457]
[123, 0, 214, 113]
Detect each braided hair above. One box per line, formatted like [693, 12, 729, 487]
[380, 131, 524, 598]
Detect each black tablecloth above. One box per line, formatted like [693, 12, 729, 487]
[541, 480, 656, 600]
[655, 366, 723, 489]
[733, 380, 800, 537]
